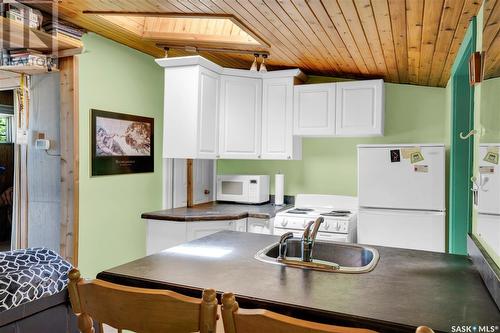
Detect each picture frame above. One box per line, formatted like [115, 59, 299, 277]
[91, 109, 154, 176]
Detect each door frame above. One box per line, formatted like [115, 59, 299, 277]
[448, 17, 476, 254]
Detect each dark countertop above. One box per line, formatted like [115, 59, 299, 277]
[141, 201, 291, 221]
[97, 231, 500, 333]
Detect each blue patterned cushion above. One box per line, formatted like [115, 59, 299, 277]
[0, 248, 72, 312]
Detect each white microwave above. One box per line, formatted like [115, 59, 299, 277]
[217, 175, 270, 204]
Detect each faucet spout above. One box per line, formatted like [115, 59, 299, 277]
[278, 232, 294, 261]
[301, 217, 324, 262]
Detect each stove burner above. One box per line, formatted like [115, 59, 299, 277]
[286, 208, 315, 214]
[320, 210, 352, 217]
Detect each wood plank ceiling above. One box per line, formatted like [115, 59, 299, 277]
[483, 0, 500, 78]
[33, 0, 488, 87]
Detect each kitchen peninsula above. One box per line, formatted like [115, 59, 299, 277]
[97, 231, 500, 333]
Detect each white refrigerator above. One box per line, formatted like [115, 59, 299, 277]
[357, 144, 446, 252]
[476, 144, 500, 257]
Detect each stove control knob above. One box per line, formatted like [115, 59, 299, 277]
[281, 219, 288, 227]
[324, 222, 330, 230]
[336, 223, 341, 231]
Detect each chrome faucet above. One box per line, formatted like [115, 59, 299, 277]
[278, 232, 294, 261]
[301, 217, 324, 262]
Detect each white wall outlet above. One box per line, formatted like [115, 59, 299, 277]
[16, 128, 30, 145]
[35, 139, 50, 150]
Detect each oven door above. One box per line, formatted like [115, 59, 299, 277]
[217, 178, 249, 202]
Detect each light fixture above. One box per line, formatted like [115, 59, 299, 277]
[259, 54, 267, 72]
[250, 53, 259, 71]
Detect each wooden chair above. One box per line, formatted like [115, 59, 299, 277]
[68, 268, 218, 333]
[221, 293, 435, 333]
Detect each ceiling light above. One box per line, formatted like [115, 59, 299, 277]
[259, 54, 267, 73]
[250, 54, 258, 71]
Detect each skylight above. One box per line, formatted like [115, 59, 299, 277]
[98, 14, 264, 49]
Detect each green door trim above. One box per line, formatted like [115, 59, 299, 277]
[449, 17, 476, 254]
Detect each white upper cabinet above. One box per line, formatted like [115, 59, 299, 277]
[335, 79, 384, 136]
[219, 75, 262, 159]
[261, 77, 301, 160]
[293, 83, 336, 136]
[160, 63, 219, 159]
[197, 69, 220, 158]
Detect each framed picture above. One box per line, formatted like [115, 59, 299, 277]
[91, 109, 154, 176]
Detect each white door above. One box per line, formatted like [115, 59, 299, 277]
[358, 145, 445, 211]
[219, 76, 262, 159]
[358, 208, 445, 252]
[173, 159, 187, 208]
[193, 160, 214, 205]
[293, 83, 335, 136]
[197, 68, 219, 158]
[186, 220, 236, 241]
[262, 77, 300, 160]
[336, 79, 384, 136]
[478, 145, 500, 215]
[174, 159, 214, 207]
[476, 213, 500, 257]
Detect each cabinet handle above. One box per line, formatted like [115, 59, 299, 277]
[287, 156, 291, 160]
[258, 155, 261, 159]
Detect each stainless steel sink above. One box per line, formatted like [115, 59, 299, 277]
[255, 239, 379, 273]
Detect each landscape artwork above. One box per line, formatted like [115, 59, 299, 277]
[91, 109, 154, 176]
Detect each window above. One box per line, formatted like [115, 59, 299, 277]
[0, 116, 12, 143]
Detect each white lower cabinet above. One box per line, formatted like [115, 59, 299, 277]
[186, 220, 239, 241]
[146, 220, 187, 255]
[147, 218, 248, 255]
[247, 217, 274, 235]
[146, 217, 273, 255]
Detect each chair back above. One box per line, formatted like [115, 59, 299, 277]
[221, 292, 376, 333]
[68, 268, 218, 333]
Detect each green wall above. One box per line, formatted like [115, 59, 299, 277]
[218, 79, 447, 196]
[78, 33, 164, 277]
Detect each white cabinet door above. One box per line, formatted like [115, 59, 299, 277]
[247, 217, 273, 234]
[262, 78, 301, 160]
[235, 218, 247, 232]
[197, 68, 220, 158]
[219, 76, 262, 159]
[186, 220, 236, 241]
[146, 220, 187, 255]
[162, 65, 220, 158]
[335, 79, 384, 136]
[293, 83, 335, 136]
